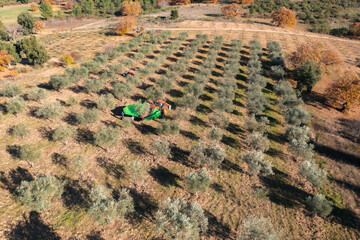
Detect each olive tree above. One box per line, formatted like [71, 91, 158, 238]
[6, 97, 27, 115]
[76, 109, 100, 125]
[96, 94, 115, 112]
[19, 145, 41, 166]
[285, 107, 311, 126]
[207, 127, 223, 142]
[0, 84, 22, 97]
[238, 215, 280, 240]
[128, 160, 147, 183]
[306, 194, 333, 217]
[52, 125, 74, 143]
[112, 82, 134, 99]
[158, 120, 179, 136]
[208, 111, 230, 129]
[48, 75, 70, 91]
[177, 93, 199, 110]
[246, 132, 270, 152]
[151, 138, 172, 158]
[185, 168, 211, 194]
[88, 186, 134, 225]
[190, 140, 226, 170]
[35, 102, 64, 120]
[17, 175, 64, 211]
[244, 114, 269, 134]
[298, 159, 327, 188]
[156, 198, 208, 240]
[84, 79, 103, 94]
[27, 88, 48, 102]
[211, 97, 234, 113]
[144, 86, 164, 102]
[93, 126, 121, 151]
[242, 150, 273, 176]
[9, 124, 29, 138]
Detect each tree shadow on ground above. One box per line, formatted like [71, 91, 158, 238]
[221, 159, 243, 173]
[134, 123, 158, 135]
[170, 146, 192, 167]
[51, 153, 68, 167]
[260, 168, 307, 208]
[61, 178, 90, 210]
[63, 113, 78, 125]
[336, 118, 360, 144]
[6, 145, 21, 159]
[128, 188, 159, 224]
[86, 230, 105, 240]
[168, 89, 183, 98]
[180, 130, 200, 140]
[149, 165, 181, 188]
[97, 157, 125, 179]
[123, 139, 147, 155]
[315, 143, 360, 168]
[204, 210, 234, 239]
[4, 211, 61, 240]
[226, 123, 244, 136]
[0, 167, 33, 195]
[211, 182, 225, 193]
[221, 135, 241, 149]
[331, 206, 360, 230]
[196, 104, 212, 114]
[75, 128, 94, 144]
[38, 126, 53, 140]
[334, 179, 360, 197]
[190, 115, 208, 128]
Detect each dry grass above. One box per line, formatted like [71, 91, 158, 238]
[0, 30, 359, 240]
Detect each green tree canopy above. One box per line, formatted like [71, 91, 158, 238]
[16, 36, 50, 65]
[39, 2, 54, 20]
[17, 12, 35, 35]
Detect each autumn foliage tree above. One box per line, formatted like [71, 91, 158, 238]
[116, 16, 138, 35]
[33, 21, 45, 33]
[349, 22, 360, 37]
[121, 1, 142, 16]
[271, 7, 296, 27]
[171, 0, 190, 5]
[289, 42, 342, 69]
[30, 4, 38, 11]
[238, 0, 253, 6]
[326, 71, 360, 113]
[0, 50, 14, 71]
[222, 3, 241, 18]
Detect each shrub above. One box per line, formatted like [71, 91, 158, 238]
[271, 7, 296, 27]
[66, 95, 78, 106]
[246, 132, 270, 152]
[35, 102, 64, 120]
[1, 84, 22, 97]
[151, 138, 172, 158]
[39, 2, 53, 20]
[27, 88, 48, 101]
[285, 107, 311, 126]
[207, 127, 223, 142]
[238, 215, 280, 240]
[48, 75, 70, 91]
[306, 194, 333, 217]
[244, 114, 269, 133]
[144, 86, 164, 102]
[88, 186, 134, 225]
[112, 82, 134, 99]
[298, 159, 327, 188]
[96, 94, 115, 111]
[52, 125, 74, 143]
[17, 176, 63, 211]
[0, 20, 9, 41]
[190, 140, 226, 170]
[76, 109, 100, 125]
[19, 145, 41, 165]
[93, 126, 121, 150]
[170, 9, 179, 20]
[16, 36, 50, 65]
[208, 111, 229, 129]
[17, 12, 35, 34]
[270, 65, 285, 80]
[185, 168, 211, 194]
[6, 97, 27, 115]
[94, 55, 108, 64]
[242, 150, 273, 176]
[158, 119, 179, 135]
[9, 124, 29, 138]
[81, 61, 101, 74]
[128, 160, 147, 183]
[294, 61, 323, 93]
[156, 198, 208, 239]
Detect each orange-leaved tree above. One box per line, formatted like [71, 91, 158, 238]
[33, 21, 45, 33]
[121, 1, 143, 16]
[30, 4, 38, 11]
[289, 42, 342, 69]
[326, 70, 360, 113]
[238, 0, 254, 6]
[222, 3, 241, 18]
[349, 22, 360, 37]
[171, 0, 190, 5]
[271, 7, 296, 27]
[0, 50, 15, 72]
[116, 16, 138, 36]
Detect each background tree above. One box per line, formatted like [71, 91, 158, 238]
[0, 20, 9, 41]
[39, 2, 53, 20]
[170, 9, 179, 20]
[16, 36, 50, 65]
[116, 16, 138, 35]
[30, 3, 38, 11]
[156, 198, 208, 239]
[185, 168, 211, 194]
[121, 1, 142, 16]
[306, 194, 333, 217]
[17, 12, 35, 34]
[271, 7, 296, 27]
[238, 0, 253, 6]
[88, 186, 134, 225]
[17, 176, 63, 211]
[171, 0, 190, 5]
[326, 71, 360, 112]
[349, 22, 360, 37]
[238, 215, 280, 240]
[294, 60, 323, 93]
[222, 3, 241, 18]
[0, 42, 21, 63]
[81, 0, 95, 15]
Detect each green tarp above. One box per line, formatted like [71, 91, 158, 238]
[123, 103, 161, 121]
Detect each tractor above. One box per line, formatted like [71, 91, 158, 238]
[122, 99, 171, 121]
